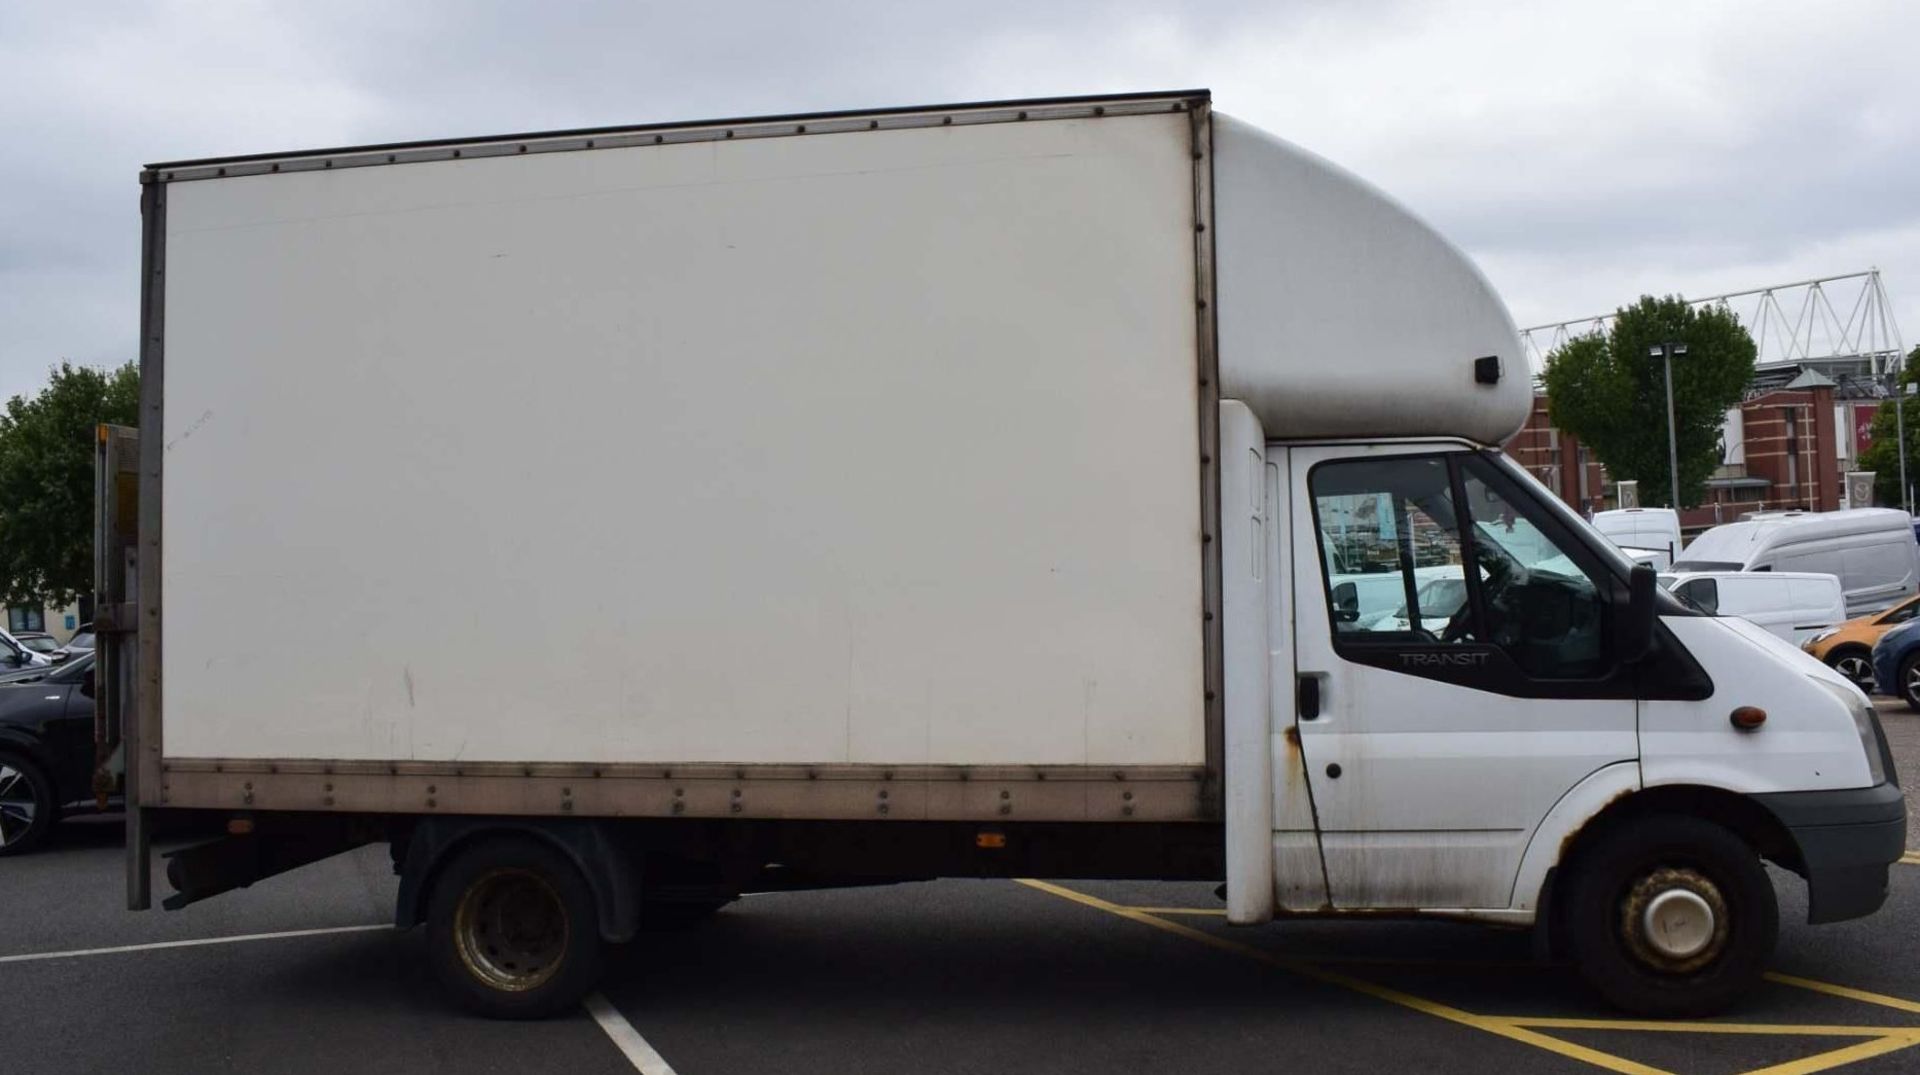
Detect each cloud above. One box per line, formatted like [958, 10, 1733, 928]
[2, 0, 1915, 402]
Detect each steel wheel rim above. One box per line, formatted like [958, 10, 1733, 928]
[1907, 663, 1920, 702]
[1619, 867, 1730, 975]
[1641, 888, 1716, 959]
[453, 867, 568, 992]
[1835, 655, 1873, 690]
[0, 764, 37, 848]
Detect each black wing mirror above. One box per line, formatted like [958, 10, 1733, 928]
[1333, 581, 1360, 623]
[1616, 563, 1657, 664]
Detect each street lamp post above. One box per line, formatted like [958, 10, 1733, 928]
[1893, 374, 1915, 515]
[1651, 341, 1688, 511]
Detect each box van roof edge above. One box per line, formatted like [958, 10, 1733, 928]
[1213, 115, 1531, 446]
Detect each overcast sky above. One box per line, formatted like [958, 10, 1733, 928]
[2, 0, 1916, 402]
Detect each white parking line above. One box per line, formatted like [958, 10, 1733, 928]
[586, 992, 679, 1074]
[0, 923, 391, 964]
[15, 924, 678, 1073]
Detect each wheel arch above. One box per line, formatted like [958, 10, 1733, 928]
[0, 732, 53, 777]
[1822, 642, 1873, 675]
[395, 817, 641, 944]
[1529, 782, 1804, 957]
[1896, 646, 1920, 704]
[1558, 784, 1804, 878]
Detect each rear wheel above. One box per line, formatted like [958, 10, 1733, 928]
[1825, 647, 1874, 694]
[0, 754, 54, 857]
[1563, 815, 1776, 1016]
[427, 836, 604, 1019]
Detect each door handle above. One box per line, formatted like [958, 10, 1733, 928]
[1297, 676, 1320, 721]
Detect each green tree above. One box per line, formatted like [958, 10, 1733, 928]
[0, 362, 140, 607]
[1856, 345, 1920, 506]
[1542, 296, 1757, 508]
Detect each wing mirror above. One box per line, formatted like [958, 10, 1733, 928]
[1333, 582, 1360, 623]
[1616, 563, 1657, 664]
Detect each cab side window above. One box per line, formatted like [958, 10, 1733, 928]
[1309, 457, 1475, 644]
[1309, 453, 1616, 684]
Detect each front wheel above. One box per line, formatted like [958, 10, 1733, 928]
[426, 836, 605, 1019]
[1899, 652, 1920, 710]
[1563, 816, 1777, 1017]
[1825, 647, 1874, 694]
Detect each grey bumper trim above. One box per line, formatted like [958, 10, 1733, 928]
[1752, 782, 1907, 925]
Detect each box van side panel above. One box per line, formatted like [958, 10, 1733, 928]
[157, 111, 1210, 771]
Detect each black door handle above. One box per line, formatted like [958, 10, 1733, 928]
[1297, 676, 1320, 721]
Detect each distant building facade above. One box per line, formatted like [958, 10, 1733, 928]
[1503, 367, 1881, 533]
[4, 600, 83, 644]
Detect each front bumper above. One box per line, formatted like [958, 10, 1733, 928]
[1752, 782, 1907, 924]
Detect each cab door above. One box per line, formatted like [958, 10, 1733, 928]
[1287, 442, 1640, 910]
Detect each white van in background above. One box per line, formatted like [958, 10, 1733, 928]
[1592, 507, 1683, 569]
[1671, 508, 1920, 616]
[1660, 571, 1848, 645]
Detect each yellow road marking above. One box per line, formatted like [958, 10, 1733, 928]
[1899, 851, 1920, 866]
[1033, 881, 1920, 1075]
[1506, 1017, 1920, 1038]
[1017, 879, 1668, 1075]
[1738, 1035, 1920, 1075]
[1765, 972, 1920, 1015]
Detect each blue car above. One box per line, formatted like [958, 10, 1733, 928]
[1871, 618, 1920, 708]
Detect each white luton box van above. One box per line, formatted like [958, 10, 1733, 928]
[94, 91, 1903, 1021]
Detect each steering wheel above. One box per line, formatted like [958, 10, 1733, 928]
[1439, 602, 1474, 644]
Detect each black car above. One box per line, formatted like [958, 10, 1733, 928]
[0, 653, 105, 855]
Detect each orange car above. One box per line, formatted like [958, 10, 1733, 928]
[1802, 593, 1920, 692]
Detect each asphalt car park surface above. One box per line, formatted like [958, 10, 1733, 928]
[5, 709, 1920, 1075]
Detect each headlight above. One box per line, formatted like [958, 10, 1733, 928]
[1810, 676, 1889, 785]
[1805, 628, 1838, 647]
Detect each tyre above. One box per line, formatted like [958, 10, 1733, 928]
[0, 753, 54, 857]
[1563, 815, 1777, 1017]
[1900, 651, 1920, 710]
[1825, 647, 1875, 695]
[426, 836, 605, 1019]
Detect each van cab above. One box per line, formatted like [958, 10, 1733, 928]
[1241, 421, 1903, 1015]
[1658, 571, 1847, 645]
[1671, 509, 1920, 616]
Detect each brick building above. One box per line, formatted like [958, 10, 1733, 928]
[1504, 369, 1867, 533]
